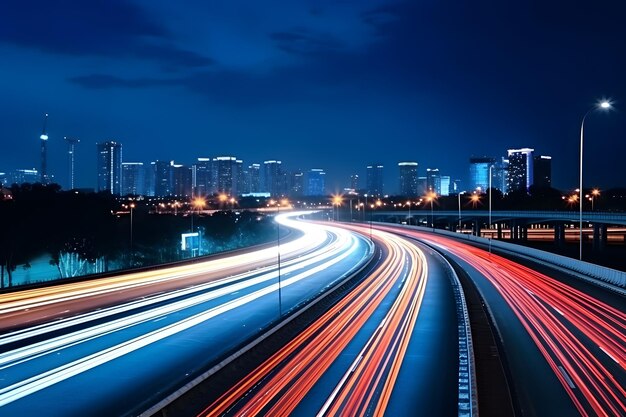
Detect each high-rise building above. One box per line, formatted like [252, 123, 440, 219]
[7, 168, 39, 185]
[171, 163, 192, 197]
[153, 160, 173, 197]
[533, 155, 552, 188]
[121, 163, 145, 196]
[349, 174, 359, 191]
[235, 159, 244, 196]
[290, 170, 304, 198]
[451, 179, 463, 194]
[440, 176, 451, 196]
[417, 176, 427, 195]
[493, 158, 509, 193]
[64, 137, 80, 189]
[366, 164, 384, 196]
[144, 164, 155, 196]
[507, 148, 534, 193]
[398, 162, 418, 196]
[213, 156, 238, 195]
[469, 157, 496, 192]
[96, 141, 122, 195]
[248, 164, 261, 193]
[193, 158, 212, 196]
[306, 169, 326, 196]
[426, 168, 441, 195]
[263, 160, 285, 197]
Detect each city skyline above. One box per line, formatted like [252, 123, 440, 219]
[1, 1, 625, 191]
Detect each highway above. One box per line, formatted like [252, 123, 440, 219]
[198, 222, 461, 417]
[373, 223, 626, 417]
[0, 212, 372, 416]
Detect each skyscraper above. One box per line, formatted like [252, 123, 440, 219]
[121, 162, 145, 196]
[193, 158, 212, 196]
[153, 160, 173, 197]
[493, 157, 509, 193]
[290, 170, 304, 198]
[64, 137, 80, 189]
[96, 141, 122, 195]
[263, 160, 284, 197]
[306, 169, 326, 196]
[440, 176, 451, 196]
[507, 148, 534, 193]
[533, 155, 552, 188]
[398, 162, 418, 196]
[349, 174, 359, 192]
[426, 168, 441, 195]
[213, 156, 238, 195]
[366, 164, 384, 196]
[171, 163, 192, 197]
[248, 163, 261, 193]
[469, 157, 495, 192]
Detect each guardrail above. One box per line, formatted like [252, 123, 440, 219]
[380, 223, 626, 290]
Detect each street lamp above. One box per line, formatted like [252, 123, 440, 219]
[590, 188, 600, 211]
[579, 100, 612, 260]
[273, 198, 289, 317]
[406, 200, 412, 225]
[457, 191, 467, 231]
[129, 203, 135, 264]
[425, 192, 436, 231]
[332, 194, 343, 221]
[489, 164, 493, 240]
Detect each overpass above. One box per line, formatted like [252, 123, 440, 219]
[352, 210, 626, 249]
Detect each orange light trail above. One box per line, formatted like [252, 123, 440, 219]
[198, 225, 428, 417]
[375, 224, 626, 417]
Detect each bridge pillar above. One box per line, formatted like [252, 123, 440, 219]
[510, 220, 518, 241]
[554, 223, 565, 248]
[521, 225, 528, 241]
[472, 220, 481, 237]
[592, 224, 608, 251]
[497, 223, 502, 239]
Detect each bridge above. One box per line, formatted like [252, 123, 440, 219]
[357, 210, 626, 250]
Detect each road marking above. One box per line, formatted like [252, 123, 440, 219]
[557, 366, 576, 389]
[599, 346, 619, 364]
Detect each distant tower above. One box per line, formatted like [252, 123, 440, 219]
[65, 137, 80, 189]
[40, 113, 49, 183]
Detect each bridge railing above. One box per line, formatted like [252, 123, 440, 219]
[385, 223, 626, 289]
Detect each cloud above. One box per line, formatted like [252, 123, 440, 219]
[68, 74, 175, 89]
[269, 29, 342, 55]
[0, 0, 212, 69]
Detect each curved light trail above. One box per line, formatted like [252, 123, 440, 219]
[199, 224, 435, 417]
[0, 212, 372, 416]
[375, 224, 626, 417]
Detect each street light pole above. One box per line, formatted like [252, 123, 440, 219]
[579, 101, 611, 261]
[457, 191, 466, 232]
[277, 201, 282, 317]
[129, 203, 135, 263]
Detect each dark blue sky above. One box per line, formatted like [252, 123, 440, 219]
[1, 0, 625, 193]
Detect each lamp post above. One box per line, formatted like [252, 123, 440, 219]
[129, 203, 135, 264]
[489, 164, 493, 240]
[579, 100, 611, 260]
[425, 192, 436, 231]
[457, 191, 466, 231]
[406, 200, 412, 225]
[191, 197, 206, 256]
[275, 198, 289, 317]
[590, 188, 600, 211]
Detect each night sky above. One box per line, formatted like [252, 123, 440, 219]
[1, 0, 625, 193]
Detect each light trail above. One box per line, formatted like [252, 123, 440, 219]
[375, 224, 626, 417]
[0, 213, 373, 413]
[0, 212, 325, 316]
[200, 224, 429, 417]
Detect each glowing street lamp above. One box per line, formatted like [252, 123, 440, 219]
[579, 100, 611, 260]
[272, 198, 289, 316]
[590, 188, 600, 211]
[457, 191, 467, 231]
[425, 192, 437, 231]
[332, 194, 343, 221]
